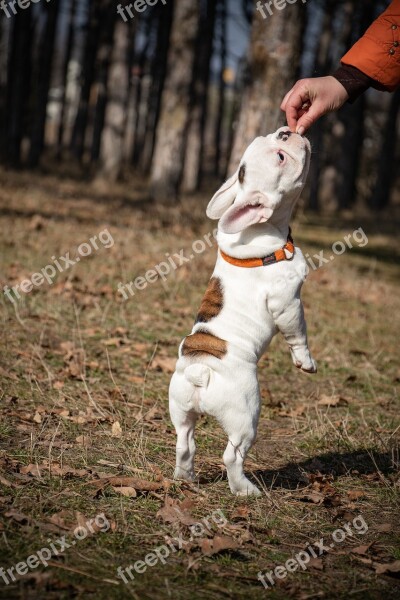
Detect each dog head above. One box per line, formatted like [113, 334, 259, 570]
[207, 127, 311, 234]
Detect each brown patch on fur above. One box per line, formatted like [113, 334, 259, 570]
[195, 277, 223, 323]
[182, 329, 227, 360]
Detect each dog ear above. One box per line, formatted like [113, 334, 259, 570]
[218, 190, 274, 234]
[206, 169, 239, 219]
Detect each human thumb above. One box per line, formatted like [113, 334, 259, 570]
[296, 102, 326, 135]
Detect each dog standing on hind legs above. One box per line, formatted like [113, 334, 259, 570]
[169, 127, 316, 496]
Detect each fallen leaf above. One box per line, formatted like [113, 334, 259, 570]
[20, 464, 42, 477]
[151, 356, 176, 373]
[317, 395, 349, 408]
[231, 506, 250, 520]
[101, 337, 125, 347]
[112, 486, 137, 498]
[75, 434, 91, 447]
[374, 560, 400, 576]
[156, 496, 198, 526]
[347, 490, 365, 501]
[111, 421, 122, 438]
[309, 557, 324, 570]
[376, 523, 392, 533]
[351, 544, 372, 555]
[200, 534, 239, 556]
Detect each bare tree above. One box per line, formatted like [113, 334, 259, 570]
[150, 0, 200, 203]
[228, 0, 306, 172]
[5, 10, 33, 165]
[181, 0, 217, 192]
[97, 20, 130, 181]
[28, 0, 60, 167]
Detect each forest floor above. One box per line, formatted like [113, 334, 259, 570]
[0, 167, 399, 600]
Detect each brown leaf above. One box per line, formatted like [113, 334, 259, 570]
[151, 356, 176, 373]
[231, 506, 250, 520]
[317, 394, 349, 408]
[47, 511, 74, 531]
[297, 491, 325, 504]
[374, 560, 400, 576]
[20, 464, 42, 477]
[101, 337, 125, 347]
[200, 534, 239, 556]
[5, 509, 30, 524]
[351, 544, 372, 555]
[0, 475, 13, 487]
[75, 434, 91, 447]
[111, 421, 122, 438]
[156, 496, 198, 525]
[376, 523, 392, 533]
[112, 486, 137, 498]
[87, 476, 163, 493]
[309, 557, 324, 570]
[347, 490, 365, 501]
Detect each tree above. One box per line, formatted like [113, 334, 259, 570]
[5, 10, 33, 165]
[370, 88, 400, 210]
[181, 0, 217, 192]
[228, 0, 306, 172]
[70, 0, 101, 160]
[28, 0, 60, 167]
[97, 20, 130, 181]
[57, 0, 77, 160]
[150, 0, 200, 203]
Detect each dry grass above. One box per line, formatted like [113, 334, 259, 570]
[0, 168, 399, 600]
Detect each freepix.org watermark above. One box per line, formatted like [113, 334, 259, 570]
[0, 513, 110, 585]
[117, 229, 218, 300]
[117, 0, 167, 22]
[3, 228, 114, 304]
[117, 508, 227, 584]
[256, 0, 307, 19]
[0, 0, 52, 18]
[257, 514, 368, 590]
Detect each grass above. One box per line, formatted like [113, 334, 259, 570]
[0, 167, 399, 600]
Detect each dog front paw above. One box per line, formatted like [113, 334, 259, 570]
[290, 348, 317, 374]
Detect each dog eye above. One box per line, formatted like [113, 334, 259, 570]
[277, 152, 285, 163]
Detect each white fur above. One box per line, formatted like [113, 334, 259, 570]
[169, 127, 316, 496]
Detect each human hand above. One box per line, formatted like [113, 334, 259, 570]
[280, 76, 349, 134]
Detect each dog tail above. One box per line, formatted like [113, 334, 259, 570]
[184, 364, 211, 388]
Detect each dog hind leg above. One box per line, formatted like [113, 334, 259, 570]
[220, 406, 261, 496]
[170, 397, 197, 481]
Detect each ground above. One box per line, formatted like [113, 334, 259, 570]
[0, 168, 399, 600]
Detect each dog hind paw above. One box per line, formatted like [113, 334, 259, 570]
[173, 467, 195, 482]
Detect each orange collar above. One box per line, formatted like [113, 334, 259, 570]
[220, 232, 295, 268]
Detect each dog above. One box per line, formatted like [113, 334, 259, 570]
[169, 126, 316, 496]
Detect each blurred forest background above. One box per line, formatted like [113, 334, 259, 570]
[0, 0, 398, 213]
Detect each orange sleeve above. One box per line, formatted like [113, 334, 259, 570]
[341, 0, 400, 92]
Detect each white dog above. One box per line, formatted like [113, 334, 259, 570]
[169, 127, 316, 496]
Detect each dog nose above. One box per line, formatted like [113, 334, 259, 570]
[277, 130, 292, 142]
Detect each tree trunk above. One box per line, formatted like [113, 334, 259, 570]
[28, 0, 60, 167]
[98, 20, 130, 181]
[228, 1, 306, 172]
[57, 0, 77, 160]
[214, 0, 227, 178]
[150, 0, 200, 203]
[70, 0, 100, 160]
[370, 88, 400, 210]
[334, 1, 376, 210]
[140, 1, 173, 173]
[90, 2, 117, 163]
[181, 0, 217, 192]
[5, 10, 33, 165]
[307, 3, 335, 212]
